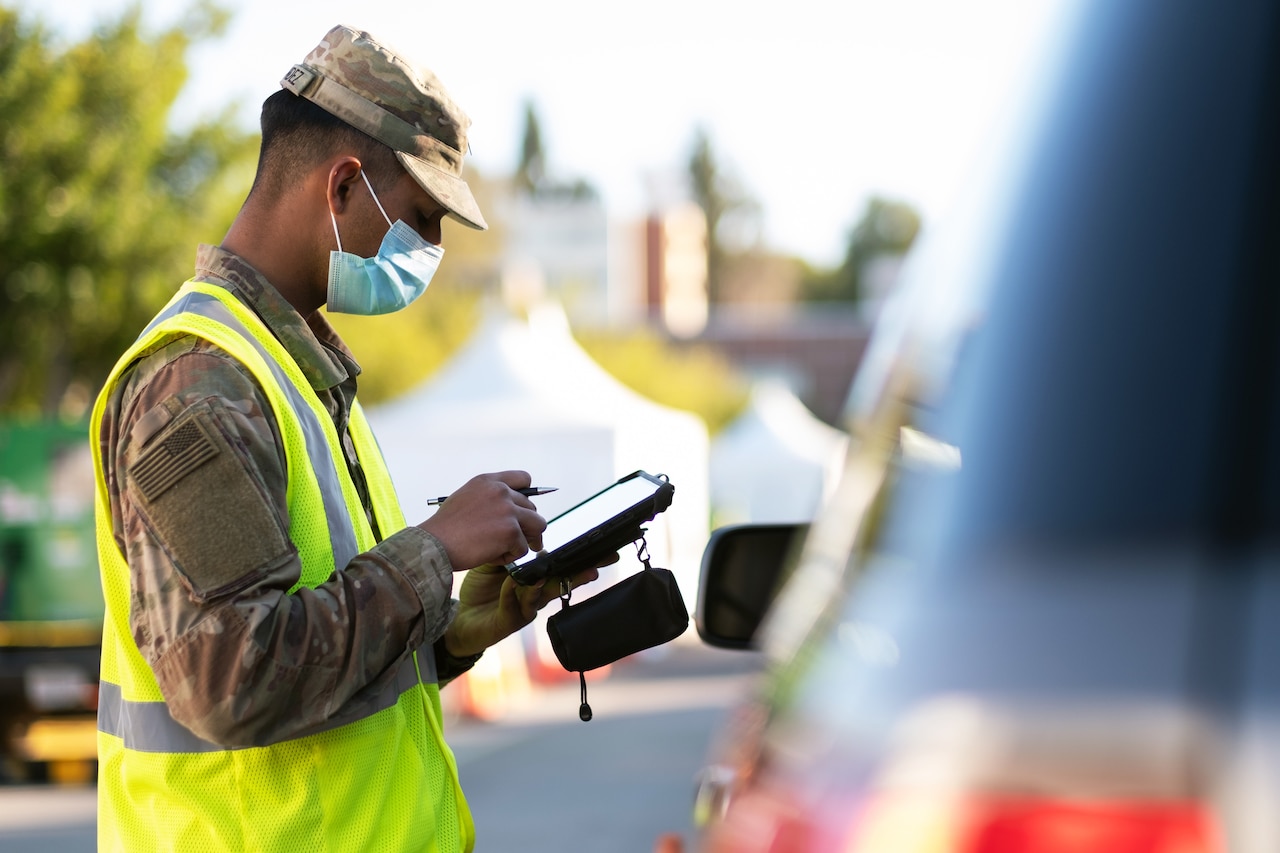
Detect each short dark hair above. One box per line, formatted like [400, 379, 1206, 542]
[249, 89, 403, 200]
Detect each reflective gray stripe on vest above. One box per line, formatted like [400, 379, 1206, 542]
[98, 644, 438, 753]
[142, 290, 360, 568]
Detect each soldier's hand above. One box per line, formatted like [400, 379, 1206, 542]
[417, 471, 546, 572]
[442, 561, 609, 658]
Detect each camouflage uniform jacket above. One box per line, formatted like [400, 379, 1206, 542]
[96, 243, 465, 749]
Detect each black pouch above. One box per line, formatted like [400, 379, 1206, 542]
[546, 537, 689, 720]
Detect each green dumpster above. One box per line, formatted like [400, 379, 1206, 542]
[0, 420, 103, 780]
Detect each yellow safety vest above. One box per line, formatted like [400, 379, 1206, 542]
[90, 282, 474, 852]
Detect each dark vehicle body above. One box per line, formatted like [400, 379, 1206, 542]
[689, 1, 1280, 850]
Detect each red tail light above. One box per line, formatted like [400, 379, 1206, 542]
[704, 787, 1225, 853]
[850, 792, 1225, 853]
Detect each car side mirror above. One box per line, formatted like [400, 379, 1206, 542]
[695, 523, 808, 649]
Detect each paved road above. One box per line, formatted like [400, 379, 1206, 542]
[0, 639, 763, 852]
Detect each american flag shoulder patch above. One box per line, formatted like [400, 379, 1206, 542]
[132, 416, 221, 503]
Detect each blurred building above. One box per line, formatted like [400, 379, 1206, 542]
[493, 183, 872, 426]
[495, 190, 611, 325]
[643, 203, 710, 338]
[602, 202, 710, 337]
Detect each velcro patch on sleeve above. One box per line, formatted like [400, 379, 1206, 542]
[128, 398, 293, 599]
[132, 417, 220, 502]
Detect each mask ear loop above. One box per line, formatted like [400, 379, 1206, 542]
[359, 170, 394, 228]
[329, 209, 344, 253]
[329, 170, 392, 255]
[558, 579, 593, 722]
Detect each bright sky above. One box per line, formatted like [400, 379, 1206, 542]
[17, 0, 1082, 268]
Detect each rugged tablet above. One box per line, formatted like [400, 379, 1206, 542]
[506, 470, 674, 585]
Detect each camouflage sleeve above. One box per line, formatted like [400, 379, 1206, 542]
[103, 336, 457, 748]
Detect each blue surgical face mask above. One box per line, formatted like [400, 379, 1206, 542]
[326, 171, 444, 315]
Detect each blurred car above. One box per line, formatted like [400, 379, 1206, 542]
[683, 1, 1280, 851]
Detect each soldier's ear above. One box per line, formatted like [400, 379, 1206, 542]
[326, 157, 364, 215]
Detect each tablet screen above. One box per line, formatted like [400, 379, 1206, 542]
[510, 475, 662, 568]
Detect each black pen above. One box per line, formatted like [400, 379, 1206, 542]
[426, 486, 557, 507]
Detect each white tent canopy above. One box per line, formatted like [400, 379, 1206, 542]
[709, 379, 849, 525]
[366, 303, 710, 604]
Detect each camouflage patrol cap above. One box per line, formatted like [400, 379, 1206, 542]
[281, 25, 488, 231]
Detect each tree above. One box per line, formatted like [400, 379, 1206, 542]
[0, 3, 257, 419]
[513, 99, 545, 195]
[512, 99, 596, 201]
[801, 196, 921, 303]
[687, 127, 759, 306]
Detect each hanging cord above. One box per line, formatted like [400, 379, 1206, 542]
[577, 671, 591, 722]
[559, 578, 593, 721]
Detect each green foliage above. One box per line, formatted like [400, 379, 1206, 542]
[801, 196, 921, 303]
[574, 327, 749, 435]
[0, 3, 257, 418]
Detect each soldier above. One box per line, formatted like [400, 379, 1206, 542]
[89, 24, 600, 852]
